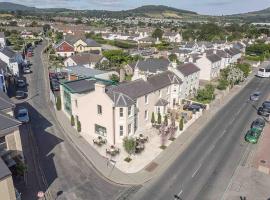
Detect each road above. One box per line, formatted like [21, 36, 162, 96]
[132, 67, 270, 200]
[18, 42, 125, 200]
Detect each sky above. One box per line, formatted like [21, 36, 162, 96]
[2, 0, 270, 15]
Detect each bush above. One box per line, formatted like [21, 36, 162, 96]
[71, 115, 75, 126]
[217, 79, 228, 90]
[123, 137, 136, 158]
[56, 96, 61, 110]
[195, 84, 215, 103]
[124, 157, 132, 162]
[179, 117, 184, 131]
[236, 63, 251, 78]
[77, 120, 81, 132]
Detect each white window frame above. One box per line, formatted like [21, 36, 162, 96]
[119, 107, 124, 117]
[119, 125, 123, 136]
[128, 106, 132, 116]
[97, 105, 102, 115]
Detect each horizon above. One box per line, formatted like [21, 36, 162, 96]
[0, 0, 270, 15]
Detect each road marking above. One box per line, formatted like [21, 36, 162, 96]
[192, 163, 202, 178]
[178, 190, 183, 196]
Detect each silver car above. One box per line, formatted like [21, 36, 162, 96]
[16, 107, 29, 123]
[250, 92, 261, 101]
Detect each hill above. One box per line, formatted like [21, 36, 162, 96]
[0, 2, 36, 11]
[228, 7, 270, 22]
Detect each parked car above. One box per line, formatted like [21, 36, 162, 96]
[50, 79, 60, 91]
[251, 118, 265, 132]
[250, 92, 261, 101]
[245, 128, 260, 144]
[16, 107, 29, 123]
[27, 51, 32, 57]
[191, 103, 207, 110]
[257, 107, 270, 117]
[49, 72, 58, 80]
[262, 101, 270, 109]
[183, 104, 201, 112]
[56, 72, 66, 79]
[23, 66, 31, 74]
[17, 79, 26, 88]
[15, 91, 26, 100]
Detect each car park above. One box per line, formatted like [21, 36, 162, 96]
[251, 118, 265, 132]
[16, 107, 30, 123]
[250, 92, 261, 101]
[15, 91, 26, 100]
[245, 128, 261, 144]
[17, 79, 26, 88]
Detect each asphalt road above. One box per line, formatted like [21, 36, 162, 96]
[132, 67, 270, 200]
[19, 42, 125, 200]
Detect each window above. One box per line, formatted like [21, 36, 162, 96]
[119, 125, 123, 136]
[95, 124, 107, 137]
[97, 105, 102, 115]
[157, 107, 160, 113]
[128, 106, 132, 116]
[145, 95, 148, 104]
[144, 110, 148, 120]
[128, 124, 132, 134]
[119, 108, 123, 117]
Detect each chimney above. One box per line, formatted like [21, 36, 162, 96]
[95, 82, 106, 93]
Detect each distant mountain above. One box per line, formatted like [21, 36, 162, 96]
[228, 7, 270, 22]
[0, 2, 197, 19]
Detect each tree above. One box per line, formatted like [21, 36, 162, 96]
[123, 137, 136, 159]
[157, 112, 162, 125]
[56, 96, 61, 110]
[168, 54, 178, 62]
[179, 117, 184, 131]
[71, 115, 75, 126]
[110, 74, 120, 82]
[43, 24, 51, 34]
[152, 28, 163, 40]
[151, 112, 155, 126]
[236, 63, 251, 78]
[217, 79, 228, 90]
[196, 84, 215, 103]
[163, 115, 168, 126]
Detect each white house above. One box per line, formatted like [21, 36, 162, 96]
[64, 53, 108, 68]
[0, 47, 23, 76]
[0, 32, 6, 48]
[163, 32, 182, 43]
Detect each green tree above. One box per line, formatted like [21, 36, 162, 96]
[217, 79, 228, 90]
[196, 84, 215, 103]
[110, 74, 120, 82]
[168, 54, 178, 62]
[71, 115, 75, 126]
[179, 117, 184, 131]
[123, 137, 136, 158]
[151, 112, 155, 125]
[152, 28, 163, 40]
[236, 63, 251, 78]
[56, 96, 61, 110]
[157, 112, 162, 125]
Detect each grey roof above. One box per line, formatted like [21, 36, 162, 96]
[0, 47, 16, 58]
[0, 91, 14, 111]
[177, 63, 200, 76]
[184, 42, 196, 49]
[233, 42, 245, 49]
[0, 59, 8, 72]
[216, 50, 229, 58]
[106, 71, 182, 107]
[225, 48, 241, 56]
[0, 111, 21, 136]
[138, 37, 155, 42]
[155, 98, 169, 106]
[206, 54, 221, 63]
[84, 38, 101, 47]
[0, 32, 4, 38]
[63, 66, 106, 78]
[0, 157, 11, 181]
[136, 58, 170, 73]
[66, 53, 104, 65]
[171, 48, 191, 54]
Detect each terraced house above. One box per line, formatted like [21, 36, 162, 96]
[60, 70, 183, 146]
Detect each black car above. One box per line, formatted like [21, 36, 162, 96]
[262, 101, 270, 109]
[251, 118, 265, 131]
[50, 79, 60, 91]
[258, 107, 270, 117]
[183, 104, 201, 112]
[15, 91, 26, 99]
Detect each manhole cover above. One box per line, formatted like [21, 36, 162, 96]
[261, 160, 266, 164]
[145, 162, 158, 172]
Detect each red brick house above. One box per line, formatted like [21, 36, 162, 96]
[55, 41, 75, 57]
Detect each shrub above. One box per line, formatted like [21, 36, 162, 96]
[77, 120, 81, 132]
[123, 137, 136, 158]
[151, 112, 155, 125]
[157, 112, 162, 125]
[163, 115, 168, 126]
[71, 115, 75, 126]
[217, 79, 228, 90]
[56, 96, 61, 110]
[179, 117, 184, 131]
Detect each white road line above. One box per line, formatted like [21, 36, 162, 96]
[178, 190, 183, 196]
[192, 163, 202, 178]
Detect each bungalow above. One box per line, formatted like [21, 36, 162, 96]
[60, 71, 183, 145]
[54, 40, 75, 58]
[73, 38, 102, 54]
[64, 53, 107, 68]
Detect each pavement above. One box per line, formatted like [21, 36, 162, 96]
[14, 41, 125, 200]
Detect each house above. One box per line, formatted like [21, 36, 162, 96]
[0, 47, 23, 76]
[0, 91, 23, 200]
[0, 60, 8, 92]
[163, 32, 182, 43]
[20, 31, 35, 39]
[0, 32, 6, 48]
[60, 71, 183, 145]
[123, 62, 136, 76]
[73, 38, 102, 54]
[64, 53, 107, 68]
[132, 58, 170, 80]
[62, 66, 119, 81]
[170, 48, 192, 62]
[54, 40, 75, 58]
[169, 62, 200, 99]
[138, 37, 157, 45]
[225, 48, 242, 64]
[195, 53, 222, 81]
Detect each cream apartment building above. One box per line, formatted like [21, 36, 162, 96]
[60, 71, 183, 145]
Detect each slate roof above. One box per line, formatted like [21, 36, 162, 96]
[0, 111, 21, 136]
[106, 71, 182, 107]
[155, 98, 169, 106]
[0, 32, 4, 38]
[171, 48, 191, 54]
[177, 63, 200, 76]
[84, 38, 101, 47]
[64, 66, 106, 78]
[225, 48, 241, 56]
[0, 157, 11, 181]
[138, 37, 156, 43]
[66, 53, 103, 65]
[135, 58, 170, 73]
[0, 91, 14, 111]
[206, 54, 221, 63]
[0, 47, 16, 58]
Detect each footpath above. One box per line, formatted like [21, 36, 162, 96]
[42, 46, 263, 185]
